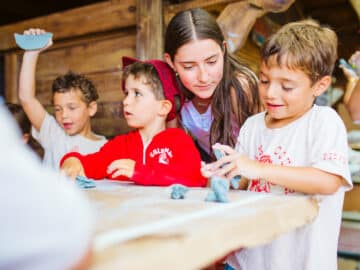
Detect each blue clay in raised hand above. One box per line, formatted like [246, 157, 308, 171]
[14, 32, 53, 50]
[170, 184, 189, 199]
[205, 177, 230, 203]
[75, 175, 96, 189]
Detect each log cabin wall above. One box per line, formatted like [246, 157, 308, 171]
[0, 0, 138, 138]
[0, 0, 358, 137]
[0, 0, 258, 138]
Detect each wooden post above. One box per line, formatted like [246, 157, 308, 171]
[136, 0, 163, 60]
[4, 52, 19, 103]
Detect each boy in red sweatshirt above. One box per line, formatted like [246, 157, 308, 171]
[60, 57, 207, 187]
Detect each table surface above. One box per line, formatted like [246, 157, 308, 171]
[86, 181, 318, 270]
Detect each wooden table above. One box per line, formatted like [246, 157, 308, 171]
[86, 181, 318, 270]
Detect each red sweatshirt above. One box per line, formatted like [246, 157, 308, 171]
[60, 128, 207, 187]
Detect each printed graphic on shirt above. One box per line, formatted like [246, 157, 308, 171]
[150, 148, 173, 165]
[248, 144, 295, 194]
[70, 145, 79, 152]
[322, 152, 347, 165]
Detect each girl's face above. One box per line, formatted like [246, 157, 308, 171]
[258, 56, 329, 128]
[165, 39, 224, 100]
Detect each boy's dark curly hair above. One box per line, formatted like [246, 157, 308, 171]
[52, 71, 99, 105]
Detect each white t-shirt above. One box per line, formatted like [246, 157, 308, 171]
[0, 106, 94, 270]
[32, 113, 107, 169]
[227, 105, 352, 270]
[181, 101, 212, 154]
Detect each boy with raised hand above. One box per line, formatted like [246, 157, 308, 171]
[18, 28, 107, 169]
[61, 57, 207, 187]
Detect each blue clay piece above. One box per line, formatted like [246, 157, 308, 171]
[205, 177, 229, 203]
[170, 184, 189, 199]
[205, 191, 217, 202]
[230, 175, 241, 189]
[75, 175, 96, 189]
[213, 148, 225, 160]
[213, 146, 241, 189]
[14, 32, 53, 50]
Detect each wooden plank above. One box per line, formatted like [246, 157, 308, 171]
[92, 101, 133, 138]
[343, 184, 360, 212]
[164, 0, 239, 25]
[337, 103, 360, 132]
[218, 1, 265, 52]
[4, 53, 20, 103]
[31, 32, 136, 104]
[136, 0, 163, 60]
[236, 38, 261, 74]
[83, 181, 318, 270]
[0, 0, 136, 51]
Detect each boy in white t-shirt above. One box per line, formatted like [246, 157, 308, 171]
[202, 19, 352, 270]
[18, 28, 107, 169]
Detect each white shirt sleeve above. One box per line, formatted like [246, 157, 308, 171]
[309, 107, 352, 188]
[0, 106, 94, 270]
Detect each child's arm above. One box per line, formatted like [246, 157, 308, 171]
[18, 28, 52, 132]
[205, 144, 344, 195]
[128, 131, 207, 187]
[60, 136, 126, 180]
[61, 157, 86, 179]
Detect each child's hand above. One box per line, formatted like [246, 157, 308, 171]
[339, 59, 359, 81]
[204, 144, 261, 180]
[349, 50, 360, 76]
[61, 157, 85, 180]
[201, 161, 216, 178]
[23, 28, 53, 53]
[107, 159, 135, 178]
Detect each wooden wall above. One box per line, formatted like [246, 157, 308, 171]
[1, 0, 138, 137]
[0, 0, 260, 138]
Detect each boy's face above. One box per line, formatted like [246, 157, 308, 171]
[53, 89, 96, 137]
[258, 57, 324, 128]
[123, 74, 164, 129]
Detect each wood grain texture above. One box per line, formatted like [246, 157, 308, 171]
[0, 0, 136, 51]
[136, 0, 163, 60]
[84, 182, 318, 270]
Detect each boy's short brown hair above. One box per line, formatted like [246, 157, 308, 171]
[122, 62, 165, 101]
[52, 71, 99, 105]
[261, 19, 338, 84]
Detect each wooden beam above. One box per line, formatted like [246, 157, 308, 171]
[136, 0, 163, 60]
[164, 0, 239, 25]
[217, 1, 265, 52]
[0, 0, 136, 51]
[4, 53, 19, 103]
